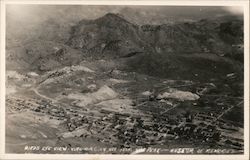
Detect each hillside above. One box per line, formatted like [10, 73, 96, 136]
[68, 13, 243, 56]
[66, 13, 243, 81]
[6, 13, 243, 82]
[6, 40, 85, 72]
[67, 13, 146, 58]
[6, 13, 244, 82]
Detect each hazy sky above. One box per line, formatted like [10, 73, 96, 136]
[7, 5, 243, 25]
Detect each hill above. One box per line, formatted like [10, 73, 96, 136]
[68, 13, 243, 57]
[6, 13, 243, 81]
[67, 13, 243, 81]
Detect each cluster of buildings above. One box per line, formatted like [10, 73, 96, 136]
[7, 88, 243, 151]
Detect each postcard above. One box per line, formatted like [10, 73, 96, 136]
[0, 0, 249, 160]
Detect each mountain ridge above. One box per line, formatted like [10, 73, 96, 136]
[6, 13, 243, 81]
[68, 13, 243, 59]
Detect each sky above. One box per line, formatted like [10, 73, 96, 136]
[7, 5, 243, 25]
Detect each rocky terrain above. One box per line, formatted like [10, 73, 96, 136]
[6, 10, 244, 154]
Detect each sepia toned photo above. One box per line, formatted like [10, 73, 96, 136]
[0, 0, 249, 159]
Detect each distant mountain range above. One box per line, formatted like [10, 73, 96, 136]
[67, 13, 243, 59]
[6, 12, 243, 81]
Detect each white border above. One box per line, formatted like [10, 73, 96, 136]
[1, 0, 249, 6]
[0, 0, 6, 157]
[0, 0, 249, 160]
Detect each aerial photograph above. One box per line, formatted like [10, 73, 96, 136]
[5, 4, 244, 154]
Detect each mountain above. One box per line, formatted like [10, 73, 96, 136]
[67, 13, 146, 58]
[68, 13, 243, 57]
[65, 13, 243, 81]
[6, 13, 243, 81]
